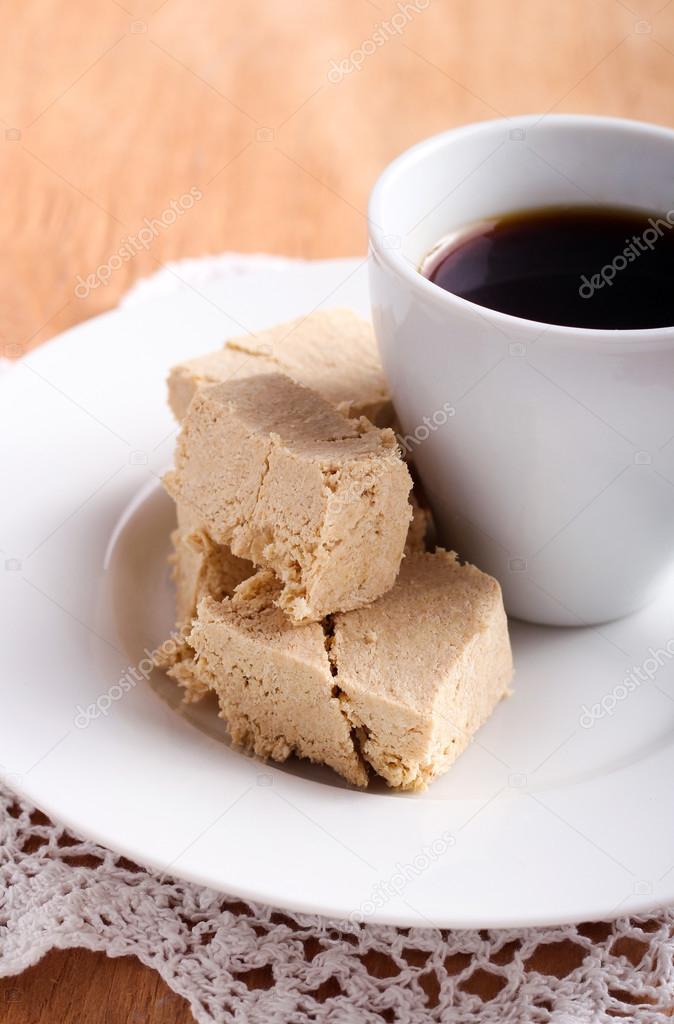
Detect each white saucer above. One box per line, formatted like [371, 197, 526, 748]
[1, 255, 673, 929]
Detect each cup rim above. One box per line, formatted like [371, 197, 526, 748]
[368, 113, 674, 341]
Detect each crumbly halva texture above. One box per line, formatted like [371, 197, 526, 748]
[162, 495, 433, 703]
[404, 495, 432, 555]
[159, 503, 255, 702]
[170, 501, 253, 629]
[173, 494, 429, 629]
[168, 309, 393, 427]
[179, 551, 513, 790]
[164, 373, 413, 623]
[328, 551, 512, 789]
[186, 573, 369, 786]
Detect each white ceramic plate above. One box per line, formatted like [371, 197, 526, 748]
[2, 255, 674, 929]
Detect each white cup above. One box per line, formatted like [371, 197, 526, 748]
[368, 114, 674, 626]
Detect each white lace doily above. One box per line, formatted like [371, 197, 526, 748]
[2, 256, 674, 1023]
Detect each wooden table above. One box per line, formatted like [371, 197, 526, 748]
[2, 0, 673, 1019]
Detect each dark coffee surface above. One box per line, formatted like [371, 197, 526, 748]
[426, 206, 674, 329]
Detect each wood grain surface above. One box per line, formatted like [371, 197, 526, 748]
[3, 0, 674, 1019]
